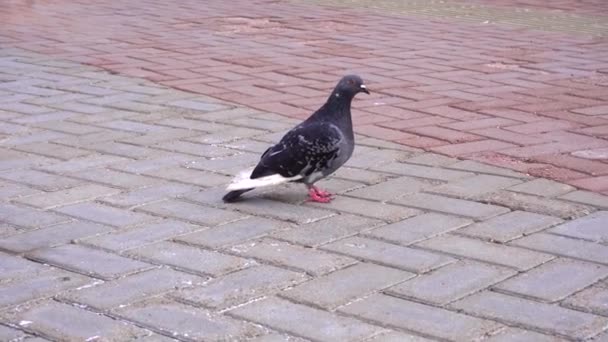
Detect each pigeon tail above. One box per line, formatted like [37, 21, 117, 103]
[226, 168, 303, 191]
[222, 188, 253, 202]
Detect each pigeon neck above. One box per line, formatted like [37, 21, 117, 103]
[325, 90, 354, 113]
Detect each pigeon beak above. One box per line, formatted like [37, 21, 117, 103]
[360, 84, 370, 94]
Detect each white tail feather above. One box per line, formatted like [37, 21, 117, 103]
[226, 168, 302, 191]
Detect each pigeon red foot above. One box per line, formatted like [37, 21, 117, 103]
[308, 186, 333, 203]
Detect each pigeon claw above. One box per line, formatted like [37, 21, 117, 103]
[308, 187, 333, 203]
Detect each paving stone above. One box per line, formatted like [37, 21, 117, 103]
[496, 258, 608, 302]
[446, 160, 530, 179]
[347, 149, 415, 170]
[143, 166, 231, 187]
[362, 331, 434, 342]
[229, 198, 335, 224]
[229, 296, 382, 341]
[174, 265, 307, 309]
[0, 221, 112, 253]
[458, 211, 564, 243]
[477, 191, 593, 219]
[345, 176, 433, 201]
[562, 283, 608, 316]
[308, 196, 421, 222]
[393, 193, 510, 220]
[388, 260, 515, 305]
[168, 99, 229, 112]
[0, 268, 92, 308]
[154, 140, 237, 158]
[99, 183, 197, 208]
[70, 168, 159, 189]
[333, 166, 393, 185]
[429, 175, 523, 198]
[371, 162, 474, 181]
[14, 184, 121, 209]
[247, 333, 309, 342]
[282, 263, 412, 309]
[27, 244, 152, 280]
[128, 241, 252, 277]
[512, 233, 608, 265]
[1, 301, 149, 341]
[82, 141, 158, 159]
[549, 211, 608, 243]
[230, 238, 356, 276]
[418, 234, 553, 270]
[63, 268, 206, 310]
[483, 327, 568, 342]
[136, 199, 244, 226]
[365, 212, 472, 245]
[176, 216, 289, 248]
[404, 153, 460, 167]
[451, 291, 608, 340]
[222, 138, 274, 155]
[39, 154, 128, 174]
[0, 169, 82, 191]
[560, 190, 608, 209]
[508, 178, 576, 197]
[272, 214, 383, 247]
[340, 293, 501, 341]
[189, 127, 267, 145]
[81, 220, 204, 252]
[0, 253, 47, 282]
[0, 181, 40, 200]
[55, 202, 156, 227]
[187, 152, 261, 175]
[119, 128, 198, 146]
[323, 236, 455, 273]
[0, 203, 70, 229]
[0, 325, 28, 341]
[15, 142, 91, 160]
[110, 153, 194, 174]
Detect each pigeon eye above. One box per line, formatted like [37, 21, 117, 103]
[347, 79, 354, 85]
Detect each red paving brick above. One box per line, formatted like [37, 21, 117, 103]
[1, 0, 608, 192]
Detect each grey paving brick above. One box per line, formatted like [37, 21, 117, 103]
[549, 211, 608, 243]
[222, 138, 275, 155]
[559, 190, 608, 209]
[484, 327, 568, 342]
[230, 238, 355, 276]
[0, 253, 47, 281]
[1, 301, 149, 341]
[55, 202, 156, 227]
[115, 298, 263, 341]
[2, 129, 68, 146]
[0, 325, 28, 341]
[511, 233, 608, 265]
[97, 120, 165, 133]
[508, 178, 576, 197]
[0, 268, 93, 308]
[365, 212, 472, 245]
[143, 167, 231, 187]
[176, 216, 289, 248]
[154, 117, 233, 133]
[15, 142, 91, 160]
[136, 199, 243, 226]
[27, 244, 152, 280]
[229, 198, 335, 224]
[82, 141, 157, 159]
[345, 176, 433, 201]
[54, 130, 136, 147]
[70, 168, 159, 189]
[40, 154, 129, 174]
[429, 175, 523, 198]
[14, 184, 121, 209]
[110, 153, 195, 174]
[0, 221, 112, 253]
[477, 191, 593, 219]
[495, 258, 608, 302]
[272, 214, 382, 247]
[128, 241, 252, 277]
[371, 162, 474, 181]
[99, 183, 196, 208]
[323, 236, 455, 273]
[563, 283, 608, 316]
[153, 140, 237, 158]
[187, 152, 260, 175]
[229, 296, 382, 341]
[118, 128, 198, 146]
[347, 149, 415, 170]
[458, 210, 564, 243]
[362, 331, 434, 342]
[417, 234, 553, 270]
[0, 169, 82, 191]
[168, 99, 229, 112]
[0, 203, 70, 229]
[174, 265, 307, 309]
[248, 333, 309, 342]
[388, 260, 515, 305]
[404, 153, 460, 167]
[393, 193, 510, 220]
[0, 181, 40, 200]
[63, 268, 206, 310]
[81, 220, 204, 252]
[283, 263, 412, 309]
[333, 166, 393, 185]
[340, 293, 501, 341]
[451, 291, 608, 340]
[446, 160, 530, 179]
[189, 127, 267, 145]
[309, 196, 421, 222]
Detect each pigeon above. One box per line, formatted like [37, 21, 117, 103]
[222, 74, 369, 203]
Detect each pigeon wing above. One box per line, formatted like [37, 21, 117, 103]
[250, 122, 343, 180]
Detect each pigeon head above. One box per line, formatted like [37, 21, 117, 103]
[334, 75, 370, 98]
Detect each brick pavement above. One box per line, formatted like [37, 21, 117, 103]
[1, 0, 608, 193]
[2, 51, 608, 341]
